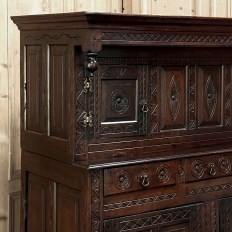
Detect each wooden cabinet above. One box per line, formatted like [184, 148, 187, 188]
[11, 12, 232, 231]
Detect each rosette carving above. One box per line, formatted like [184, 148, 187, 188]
[191, 160, 204, 178]
[218, 156, 231, 173]
[110, 89, 129, 114]
[115, 170, 131, 190]
[157, 164, 170, 183]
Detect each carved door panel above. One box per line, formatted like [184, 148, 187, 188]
[160, 66, 186, 131]
[97, 64, 149, 138]
[219, 197, 232, 231]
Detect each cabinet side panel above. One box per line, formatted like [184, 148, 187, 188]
[57, 184, 80, 232]
[50, 45, 68, 139]
[26, 45, 43, 133]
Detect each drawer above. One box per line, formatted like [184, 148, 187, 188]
[104, 160, 177, 196]
[186, 153, 232, 182]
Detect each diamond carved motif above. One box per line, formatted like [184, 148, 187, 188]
[168, 75, 180, 122]
[205, 75, 217, 119]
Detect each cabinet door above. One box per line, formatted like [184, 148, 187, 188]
[104, 204, 202, 232]
[26, 173, 81, 232]
[219, 197, 232, 231]
[27, 173, 55, 232]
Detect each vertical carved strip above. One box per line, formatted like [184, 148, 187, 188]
[139, 65, 148, 135]
[189, 66, 196, 130]
[191, 204, 201, 232]
[151, 66, 159, 133]
[94, 69, 99, 139]
[225, 65, 231, 126]
[91, 169, 101, 232]
[204, 200, 217, 232]
[76, 67, 86, 154]
[219, 197, 232, 232]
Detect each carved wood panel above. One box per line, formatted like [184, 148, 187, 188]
[202, 200, 218, 232]
[224, 65, 232, 127]
[160, 66, 186, 130]
[91, 169, 101, 232]
[219, 196, 232, 231]
[98, 65, 145, 137]
[198, 66, 221, 128]
[50, 45, 68, 139]
[26, 45, 43, 133]
[104, 204, 202, 232]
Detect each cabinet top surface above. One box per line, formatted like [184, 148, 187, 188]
[11, 11, 232, 30]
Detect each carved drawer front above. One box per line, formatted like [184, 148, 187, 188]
[186, 153, 232, 182]
[104, 161, 177, 196]
[104, 203, 202, 232]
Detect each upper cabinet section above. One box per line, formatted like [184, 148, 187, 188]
[11, 13, 232, 163]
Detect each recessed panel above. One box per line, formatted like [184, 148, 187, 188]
[26, 45, 43, 133]
[50, 45, 68, 139]
[198, 66, 221, 128]
[160, 66, 186, 130]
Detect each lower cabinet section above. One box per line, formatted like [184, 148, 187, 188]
[27, 173, 81, 232]
[24, 155, 232, 232]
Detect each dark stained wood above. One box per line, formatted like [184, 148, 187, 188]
[11, 12, 232, 232]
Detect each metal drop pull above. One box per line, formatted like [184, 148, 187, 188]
[141, 100, 149, 113]
[207, 163, 216, 176]
[140, 173, 149, 187]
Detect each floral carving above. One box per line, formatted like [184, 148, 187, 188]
[157, 164, 170, 183]
[115, 170, 131, 190]
[205, 75, 217, 119]
[191, 160, 205, 178]
[168, 75, 180, 122]
[110, 89, 129, 114]
[218, 156, 231, 173]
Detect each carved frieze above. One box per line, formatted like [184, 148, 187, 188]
[102, 33, 232, 45]
[186, 183, 232, 196]
[104, 192, 177, 211]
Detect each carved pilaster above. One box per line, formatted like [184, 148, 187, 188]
[91, 169, 101, 232]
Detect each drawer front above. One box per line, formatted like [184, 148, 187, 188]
[186, 153, 232, 182]
[104, 160, 177, 196]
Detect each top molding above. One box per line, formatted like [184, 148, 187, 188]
[11, 11, 232, 32]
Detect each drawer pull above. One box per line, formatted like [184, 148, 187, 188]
[207, 163, 216, 176]
[140, 173, 149, 187]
